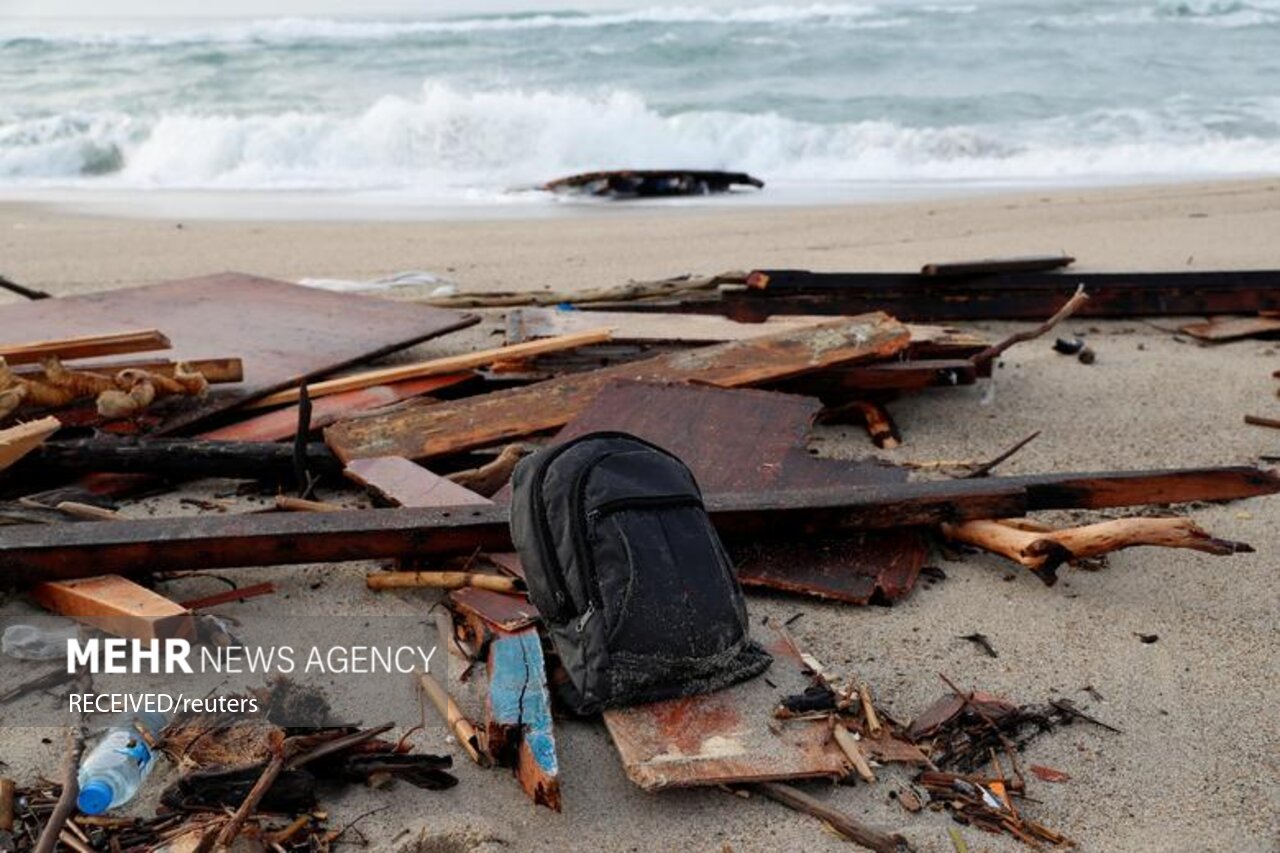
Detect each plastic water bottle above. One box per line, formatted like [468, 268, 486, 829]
[76, 712, 167, 815]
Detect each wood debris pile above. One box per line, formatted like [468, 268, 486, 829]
[0, 257, 1276, 850]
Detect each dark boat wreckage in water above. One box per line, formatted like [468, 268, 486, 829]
[541, 169, 765, 198]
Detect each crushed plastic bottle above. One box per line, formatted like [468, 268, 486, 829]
[2, 623, 78, 661]
[76, 712, 168, 815]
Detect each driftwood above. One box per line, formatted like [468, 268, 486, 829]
[942, 516, 1251, 583]
[446, 444, 529, 497]
[34, 726, 85, 853]
[0, 415, 60, 472]
[755, 782, 911, 853]
[0, 356, 210, 420]
[0, 273, 51, 300]
[423, 272, 743, 310]
[274, 495, 343, 513]
[1245, 414, 1280, 430]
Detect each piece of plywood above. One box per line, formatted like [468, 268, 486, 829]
[31, 574, 194, 641]
[0, 329, 170, 365]
[326, 312, 909, 463]
[0, 416, 60, 472]
[483, 628, 560, 810]
[201, 373, 471, 442]
[0, 273, 476, 431]
[602, 628, 848, 790]
[345, 456, 492, 508]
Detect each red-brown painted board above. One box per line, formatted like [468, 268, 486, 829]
[602, 629, 848, 790]
[200, 373, 471, 442]
[345, 456, 493, 508]
[0, 273, 476, 431]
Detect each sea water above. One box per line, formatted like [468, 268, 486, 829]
[1, 0, 1277, 211]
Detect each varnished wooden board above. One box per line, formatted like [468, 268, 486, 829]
[602, 629, 847, 790]
[326, 312, 909, 462]
[0, 273, 475, 430]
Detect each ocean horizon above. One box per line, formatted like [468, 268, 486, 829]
[2, 0, 1278, 214]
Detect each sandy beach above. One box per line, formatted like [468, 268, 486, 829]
[1, 178, 1278, 852]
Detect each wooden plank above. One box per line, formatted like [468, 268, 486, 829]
[345, 456, 492, 508]
[244, 329, 611, 410]
[1, 467, 1275, 584]
[30, 574, 194, 641]
[1179, 315, 1280, 342]
[200, 374, 471, 443]
[12, 357, 243, 384]
[602, 628, 847, 790]
[482, 628, 561, 810]
[506, 306, 985, 348]
[0, 329, 170, 365]
[447, 587, 539, 632]
[610, 269, 1280, 321]
[734, 531, 926, 605]
[325, 313, 911, 463]
[0, 273, 476, 431]
[922, 254, 1074, 276]
[0, 416, 60, 472]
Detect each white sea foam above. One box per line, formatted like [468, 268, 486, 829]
[2, 84, 1278, 195]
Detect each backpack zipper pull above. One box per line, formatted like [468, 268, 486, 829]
[576, 602, 595, 633]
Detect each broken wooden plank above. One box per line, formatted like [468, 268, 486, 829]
[0, 273, 475, 430]
[0, 329, 170, 365]
[603, 629, 847, 790]
[200, 373, 471, 443]
[1, 467, 1275, 584]
[11, 357, 243, 385]
[245, 329, 611, 410]
[922, 255, 1074, 276]
[0, 416, 60, 472]
[345, 457, 491, 508]
[31, 574, 194, 641]
[734, 532, 925, 605]
[482, 627, 561, 810]
[446, 587, 539, 632]
[326, 313, 911, 463]
[630, 269, 1280, 321]
[1179, 315, 1280, 342]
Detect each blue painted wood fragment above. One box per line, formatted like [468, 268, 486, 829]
[486, 627, 561, 810]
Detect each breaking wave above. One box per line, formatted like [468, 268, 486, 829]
[3, 85, 1278, 194]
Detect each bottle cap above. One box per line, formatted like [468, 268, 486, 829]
[77, 780, 114, 815]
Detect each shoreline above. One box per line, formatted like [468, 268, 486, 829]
[2, 176, 1279, 298]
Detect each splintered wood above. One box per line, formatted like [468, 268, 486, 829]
[324, 312, 910, 462]
[943, 516, 1253, 584]
[602, 629, 848, 790]
[31, 575, 194, 641]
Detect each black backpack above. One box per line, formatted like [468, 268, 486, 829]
[510, 431, 772, 714]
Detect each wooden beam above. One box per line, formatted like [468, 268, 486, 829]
[0, 329, 170, 365]
[0, 416, 60, 472]
[30, 574, 194, 641]
[622, 269, 1280, 321]
[244, 330, 612, 410]
[0, 466, 1274, 585]
[921, 254, 1074, 276]
[25, 437, 341, 480]
[325, 313, 911, 463]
